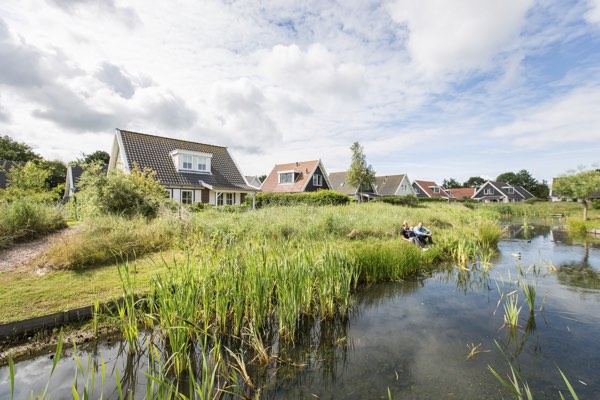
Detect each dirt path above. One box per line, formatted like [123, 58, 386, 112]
[0, 226, 80, 272]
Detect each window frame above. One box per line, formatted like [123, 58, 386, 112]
[279, 172, 294, 184]
[181, 190, 193, 204]
[484, 188, 493, 196]
[312, 174, 323, 187]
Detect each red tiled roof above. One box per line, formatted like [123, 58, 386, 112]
[261, 160, 320, 193]
[448, 188, 475, 199]
[413, 180, 451, 199]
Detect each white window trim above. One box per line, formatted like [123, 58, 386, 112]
[313, 174, 323, 187]
[181, 190, 193, 204]
[484, 188, 493, 195]
[431, 186, 440, 194]
[279, 171, 295, 184]
[170, 149, 213, 174]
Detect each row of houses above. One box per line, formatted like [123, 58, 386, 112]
[1, 130, 535, 205]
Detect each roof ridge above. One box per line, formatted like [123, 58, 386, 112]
[118, 129, 228, 149]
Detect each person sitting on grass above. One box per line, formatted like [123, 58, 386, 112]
[401, 221, 417, 243]
[414, 221, 433, 247]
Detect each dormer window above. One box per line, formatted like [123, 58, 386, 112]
[507, 187, 514, 194]
[279, 171, 295, 184]
[170, 149, 212, 174]
[431, 186, 440, 194]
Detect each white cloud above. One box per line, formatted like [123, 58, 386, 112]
[387, 0, 534, 75]
[488, 85, 600, 148]
[585, 0, 600, 23]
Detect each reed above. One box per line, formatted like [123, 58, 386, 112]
[503, 293, 522, 329]
[522, 282, 536, 314]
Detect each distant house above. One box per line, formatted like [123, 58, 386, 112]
[261, 160, 331, 193]
[0, 160, 21, 189]
[329, 171, 377, 201]
[245, 175, 262, 189]
[412, 180, 451, 200]
[63, 164, 108, 201]
[448, 187, 476, 200]
[472, 181, 534, 203]
[108, 129, 258, 205]
[374, 174, 415, 197]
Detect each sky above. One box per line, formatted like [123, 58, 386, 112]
[1, 0, 599, 184]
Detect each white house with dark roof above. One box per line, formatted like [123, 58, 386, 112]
[108, 129, 258, 205]
[374, 174, 415, 197]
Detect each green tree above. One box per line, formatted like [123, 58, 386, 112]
[78, 163, 166, 218]
[496, 169, 541, 195]
[78, 150, 110, 166]
[0, 135, 42, 162]
[442, 178, 462, 188]
[1, 161, 60, 202]
[346, 142, 375, 201]
[553, 168, 600, 221]
[463, 176, 485, 188]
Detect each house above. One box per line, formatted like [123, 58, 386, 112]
[412, 180, 451, 200]
[374, 174, 415, 197]
[550, 176, 600, 202]
[245, 175, 262, 189]
[63, 165, 83, 201]
[0, 160, 20, 189]
[329, 171, 377, 201]
[108, 129, 258, 205]
[472, 181, 534, 203]
[448, 187, 476, 200]
[261, 160, 331, 193]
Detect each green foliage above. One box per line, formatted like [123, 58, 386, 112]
[248, 190, 350, 208]
[0, 161, 62, 202]
[77, 150, 110, 165]
[418, 197, 449, 203]
[463, 176, 486, 188]
[0, 134, 41, 162]
[554, 168, 600, 220]
[592, 199, 600, 210]
[496, 205, 513, 215]
[496, 169, 548, 198]
[346, 142, 375, 195]
[0, 200, 66, 249]
[39, 160, 67, 192]
[523, 197, 547, 204]
[31, 214, 182, 270]
[375, 195, 419, 207]
[442, 178, 462, 188]
[77, 163, 166, 218]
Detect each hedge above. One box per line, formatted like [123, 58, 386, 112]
[245, 190, 350, 208]
[374, 195, 419, 207]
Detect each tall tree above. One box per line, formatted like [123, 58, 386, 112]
[78, 150, 110, 166]
[442, 178, 462, 188]
[463, 176, 485, 188]
[346, 142, 375, 201]
[0, 134, 41, 162]
[553, 168, 600, 221]
[497, 169, 547, 198]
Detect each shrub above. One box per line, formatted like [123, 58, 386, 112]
[77, 163, 166, 218]
[0, 200, 66, 248]
[375, 195, 419, 207]
[246, 190, 350, 208]
[418, 197, 449, 203]
[592, 199, 600, 210]
[524, 197, 547, 204]
[496, 205, 513, 215]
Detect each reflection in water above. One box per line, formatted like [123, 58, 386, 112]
[3, 223, 600, 399]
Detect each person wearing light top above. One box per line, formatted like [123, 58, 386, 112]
[413, 221, 433, 247]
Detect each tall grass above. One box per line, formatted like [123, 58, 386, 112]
[0, 200, 65, 249]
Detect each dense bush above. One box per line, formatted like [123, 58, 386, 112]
[592, 199, 600, 210]
[77, 163, 166, 218]
[0, 161, 63, 202]
[246, 190, 350, 208]
[0, 200, 66, 249]
[524, 197, 547, 204]
[374, 195, 419, 207]
[418, 197, 450, 203]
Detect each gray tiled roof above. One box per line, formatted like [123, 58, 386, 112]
[118, 130, 257, 191]
[374, 175, 406, 196]
[329, 172, 358, 195]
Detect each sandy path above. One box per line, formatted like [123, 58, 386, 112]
[0, 226, 80, 272]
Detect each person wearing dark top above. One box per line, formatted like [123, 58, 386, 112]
[401, 221, 417, 243]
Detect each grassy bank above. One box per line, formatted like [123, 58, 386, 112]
[0, 200, 66, 249]
[1, 202, 501, 324]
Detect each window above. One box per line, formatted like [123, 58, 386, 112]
[484, 188, 493, 195]
[313, 174, 323, 186]
[401, 184, 407, 191]
[279, 172, 294, 184]
[216, 192, 234, 206]
[507, 188, 514, 194]
[181, 190, 193, 204]
[432, 186, 440, 194]
[182, 155, 193, 170]
[225, 193, 234, 205]
[164, 189, 171, 199]
[196, 156, 207, 171]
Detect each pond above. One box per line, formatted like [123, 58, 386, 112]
[1, 218, 599, 399]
